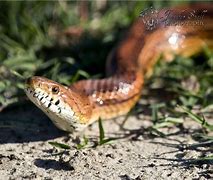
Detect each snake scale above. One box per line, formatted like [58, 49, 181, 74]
[25, 4, 213, 132]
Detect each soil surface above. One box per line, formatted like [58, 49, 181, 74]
[0, 90, 212, 180]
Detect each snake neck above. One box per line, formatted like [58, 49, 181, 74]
[72, 71, 144, 122]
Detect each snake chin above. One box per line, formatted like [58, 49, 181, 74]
[24, 87, 87, 132]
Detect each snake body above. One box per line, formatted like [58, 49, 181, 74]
[25, 4, 213, 132]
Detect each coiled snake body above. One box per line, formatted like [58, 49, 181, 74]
[25, 4, 213, 132]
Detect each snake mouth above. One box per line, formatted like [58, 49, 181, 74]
[24, 76, 66, 119]
[24, 76, 63, 112]
[25, 86, 62, 114]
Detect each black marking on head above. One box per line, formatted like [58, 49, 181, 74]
[50, 98, 53, 102]
[58, 108, 61, 113]
[48, 103, 51, 108]
[39, 97, 44, 101]
[55, 100, 60, 105]
[70, 124, 76, 130]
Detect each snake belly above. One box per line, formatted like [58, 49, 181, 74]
[25, 4, 213, 132]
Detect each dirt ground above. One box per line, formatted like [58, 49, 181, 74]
[0, 92, 212, 180]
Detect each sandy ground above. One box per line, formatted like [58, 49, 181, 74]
[0, 91, 212, 180]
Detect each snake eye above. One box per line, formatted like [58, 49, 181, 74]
[52, 86, 59, 94]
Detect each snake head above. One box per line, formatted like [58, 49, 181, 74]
[25, 76, 92, 132]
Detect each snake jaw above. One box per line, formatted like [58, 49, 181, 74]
[25, 76, 88, 132]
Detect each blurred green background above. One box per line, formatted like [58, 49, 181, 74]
[0, 0, 212, 112]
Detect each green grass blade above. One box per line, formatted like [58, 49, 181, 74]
[48, 142, 71, 150]
[179, 105, 213, 131]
